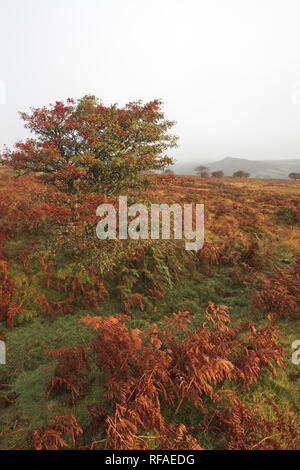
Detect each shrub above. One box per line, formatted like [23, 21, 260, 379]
[233, 170, 250, 178]
[2, 96, 178, 194]
[195, 166, 210, 178]
[288, 172, 300, 180]
[212, 170, 224, 178]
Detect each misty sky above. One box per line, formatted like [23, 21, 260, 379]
[1, 0, 300, 164]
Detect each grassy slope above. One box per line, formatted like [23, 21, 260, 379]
[0, 172, 299, 449]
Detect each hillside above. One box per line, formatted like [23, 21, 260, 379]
[173, 157, 300, 178]
[0, 170, 299, 450]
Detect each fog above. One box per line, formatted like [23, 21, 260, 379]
[1, 0, 300, 164]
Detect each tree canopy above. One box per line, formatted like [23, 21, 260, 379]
[288, 172, 300, 180]
[233, 170, 250, 178]
[195, 165, 210, 178]
[212, 170, 224, 178]
[2, 96, 178, 193]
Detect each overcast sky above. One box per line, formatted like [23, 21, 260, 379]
[1, 0, 300, 164]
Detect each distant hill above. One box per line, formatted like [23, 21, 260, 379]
[173, 157, 300, 178]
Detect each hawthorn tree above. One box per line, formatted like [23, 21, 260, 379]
[211, 170, 224, 178]
[195, 165, 210, 178]
[288, 172, 300, 180]
[2, 96, 178, 193]
[233, 170, 250, 178]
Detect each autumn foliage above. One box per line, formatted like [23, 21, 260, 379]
[28, 304, 298, 450]
[0, 168, 299, 450]
[2, 96, 178, 193]
[27, 414, 82, 450]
